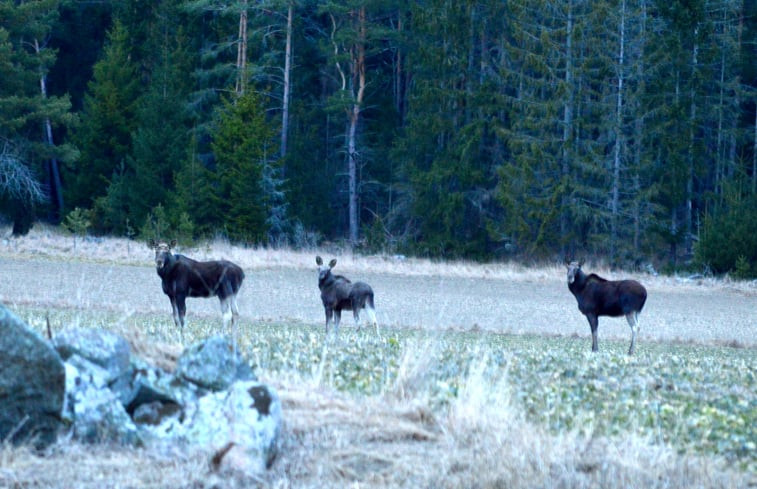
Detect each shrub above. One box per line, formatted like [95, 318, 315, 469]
[696, 196, 757, 279]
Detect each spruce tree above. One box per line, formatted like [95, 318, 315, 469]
[67, 20, 140, 214]
[211, 91, 274, 243]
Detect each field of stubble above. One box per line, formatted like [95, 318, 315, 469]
[0, 228, 755, 488]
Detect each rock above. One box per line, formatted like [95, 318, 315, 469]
[54, 328, 131, 383]
[0, 304, 65, 448]
[8, 324, 281, 474]
[182, 381, 281, 472]
[175, 335, 256, 391]
[64, 358, 141, 445]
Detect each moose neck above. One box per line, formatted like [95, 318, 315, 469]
[569, 269, 588, 294]
[157, 252, 178, 278]
[319, 272, 336, 290]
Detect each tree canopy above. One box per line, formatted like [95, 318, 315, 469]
[1, 0, 755, 276]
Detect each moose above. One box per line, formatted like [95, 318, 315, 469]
[316, 256, 378, 336]
[148, 240, 245, 341]
[566, 260, 647, 355]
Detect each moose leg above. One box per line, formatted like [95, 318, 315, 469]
[324, 308, 333, 334]
[175, 295, 187, 343]
[585, 313, 599, 352]
[333, 309, 342, 336]
[220, 297, 233, 333]
[352, 305, 361, 332]
[230, 293, 240, 336]
[626, 312, 639, 355]
[169, 297, 181, 330]
[365, 307, 378, 336]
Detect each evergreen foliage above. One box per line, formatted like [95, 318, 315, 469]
[66, 20, 140, 213]
[211, 91, 274, 243]
[696, 194, 757, 278]
[1, 0, 753, 274]
[0, 0, 77, 233]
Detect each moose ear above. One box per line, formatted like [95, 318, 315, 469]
[169, 239, 178, 249]
[329, 259, 337, 268]
[148, 239, 156, 249]
[578, 259, 585, 268]
[316, 256, 323, 265]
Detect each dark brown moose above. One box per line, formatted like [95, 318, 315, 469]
[566, 260, 647, 355]
[148, 240, 245, 341]
[316, 256, 378, 336]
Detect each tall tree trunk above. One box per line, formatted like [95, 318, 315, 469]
[35, 39, 63, 223]
[685, 33, 698, 256]
[610, 0, 626, 266]
[753, 107, 757, 194]
[347, 7, 366, 248]
[632, 0, 648, 256]
[235, 0, 248, 95]
[281, 2, 293, 160]
[394, 10, 404, 122]
[560, 0, 574, 253]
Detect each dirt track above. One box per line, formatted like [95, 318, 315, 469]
[0, 257, 754, 347]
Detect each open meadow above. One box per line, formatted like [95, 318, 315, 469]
[1, 227, 755, 488]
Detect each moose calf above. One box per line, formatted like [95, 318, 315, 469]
[566, 260, 647, 355]
[316, 256, 378, 336]
[149, 240, 244, 341]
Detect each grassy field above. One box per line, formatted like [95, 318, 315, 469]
[7, 304, 756, 488]
[1, 227, 755, 488]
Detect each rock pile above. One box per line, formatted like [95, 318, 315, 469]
[0, 304, 280, 474]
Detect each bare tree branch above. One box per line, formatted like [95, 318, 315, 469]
[0, 142, 46, 204]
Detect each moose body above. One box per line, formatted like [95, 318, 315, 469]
[149, 240, 244, 340]
[316, 256, 377, 335]
[566, 261, 647, 355]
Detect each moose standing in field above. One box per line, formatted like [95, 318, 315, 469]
[566, 260, 647, 355]
[148, 240, 245, 341]
[316, 256, 378, 336]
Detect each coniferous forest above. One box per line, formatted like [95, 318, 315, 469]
[1, 0, 756, 275]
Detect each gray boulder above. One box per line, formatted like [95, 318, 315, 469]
[175, 380, 281, 472]
[63, 358, 141, 445]
[54, 327, 131, 383]
[175, 335, 256, 391]
[0, 304, 65, 448]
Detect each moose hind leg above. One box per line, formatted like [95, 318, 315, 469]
[352, 307, 361, 332]
[365, 306, 378, 336]
[220, 297, 233, 334]
[626, 312, 639, 355]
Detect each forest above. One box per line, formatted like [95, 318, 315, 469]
[0, 0, 755, 276]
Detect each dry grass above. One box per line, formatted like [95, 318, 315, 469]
[3, 224, 756, 295]
[1, 350, 749, 489]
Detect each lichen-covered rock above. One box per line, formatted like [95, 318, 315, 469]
[182, 381, 281, 471]
[175, 335, 256, 391]
[0, 304, 65, 448]
[54, 328, 131, 383]
[64, 358, 141, 445]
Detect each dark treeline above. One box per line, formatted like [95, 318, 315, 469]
[1, 0, 756, 276]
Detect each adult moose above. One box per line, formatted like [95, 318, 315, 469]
[316, 256, 378, 336]
[148, 240, 245, 341]
[566, 260, 647, 355]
